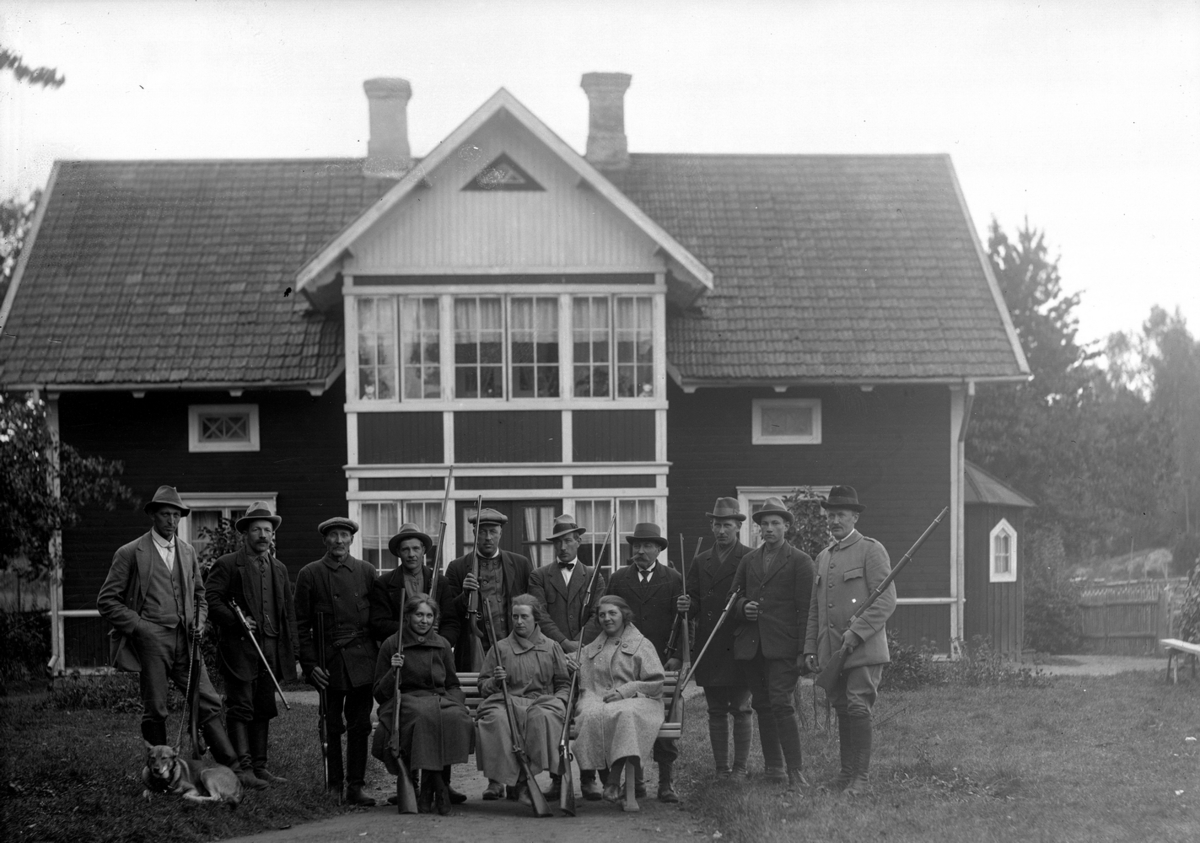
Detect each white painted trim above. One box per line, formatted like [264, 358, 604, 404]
[348, 462, 668, 477]
[178, 492, 278, 507]
[345, 398, 667, 412]
[438, 294, 454, 402]
[344, 277, 361, 401]
[354, 487, 666, 502]
[346, 412, 359, 467]
[655, 408, 668, 464]
[989, 517, 1018, 583]
[348, 278, 665, 291]
[187, 404, 261, 452]
[562, 409, 574, 463]
[652, 292, 667, 402]
[751, 398, 822, 445]
[895, 597, 957, 605]
[442, 411, 455, 464]
[59, 609, 102, 617]
[0, 162, 60, 336]
[949, 386, 965, 640]
[558, 294, 573, 400]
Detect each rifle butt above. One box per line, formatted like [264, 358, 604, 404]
[397, 765, 419, 814]
[559, 751, 576, 815]
[522, 757, 553, 817]
[814, 651, 849, 693]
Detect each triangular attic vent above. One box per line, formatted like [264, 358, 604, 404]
[463, 153, 544, 192]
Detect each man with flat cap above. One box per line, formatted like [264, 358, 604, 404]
[603, 522, 686, 803]
[678, 497, 753, 779]
[527, 513, 606, 800]
[730, 496, 814, 788]
[804, 486, 895, 797]
[97, 485, 263, 789]
[295, 516, 380, 806]
[205, 501, 297, 787]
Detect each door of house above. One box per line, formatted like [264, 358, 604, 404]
[456, 499, 561, 565]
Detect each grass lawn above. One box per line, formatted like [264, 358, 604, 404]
[673, 673, 1200, 843]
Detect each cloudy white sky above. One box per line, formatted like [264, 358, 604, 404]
[2, 0, 1197, 346]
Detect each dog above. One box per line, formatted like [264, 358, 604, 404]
[142, 742, 244, 808]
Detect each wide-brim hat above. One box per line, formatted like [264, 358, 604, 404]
[547, 514, 586, 541]
[752, 496, 794, 525]
[235, 501, 282, 532]
[469, 508, 508, 527]
[706, 497, 746, 522]
[388, 523, 433, 557]
[144, 485, 190, 516]
[821, 485, 866, 513]
[318, 516, 359, 536]
[626, 522, 669, 549]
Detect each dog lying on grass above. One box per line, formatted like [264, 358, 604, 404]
[142, 742, 244, 808]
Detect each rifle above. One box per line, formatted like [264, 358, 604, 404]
[814, 506, 949, 692]
[315, 612, 331, 794]
[557, 515, 615, 816]
[429, 467, 454, 600]
[667, 537, 701, 724]
[678, 587, 740, 692]
[390, 590, 419, 814]
[483, 599, 553, 818]
[230, 599, 290, 710]
[467, 494, 485, 672]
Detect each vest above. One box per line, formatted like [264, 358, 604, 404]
[141, 552, 184, 628]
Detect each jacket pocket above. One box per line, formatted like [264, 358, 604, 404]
[843, 568, 865, 582]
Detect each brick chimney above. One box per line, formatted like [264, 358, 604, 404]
[581, 72, 631, 170]
[363, 77, 413, 177]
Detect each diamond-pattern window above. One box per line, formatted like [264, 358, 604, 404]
[189, 404, 260, 452]
[200, 414, 250, 442]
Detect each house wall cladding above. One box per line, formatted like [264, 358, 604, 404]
[455, 411, 560, 463]
[358, 412, 443, 464]
[572, 410, 656, 462]
[57, 379, 349, 612]
[963, 503, 1025, 655]
[665, 381, 952, 599]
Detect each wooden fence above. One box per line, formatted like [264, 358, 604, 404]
[1078, 578, 1187, 656]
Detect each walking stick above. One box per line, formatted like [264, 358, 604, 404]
[230, 599, 290, 710]
[467, 495, 485, 672]
[814, 506, 949, 692]
[483, 599, 553, 818]
[315, 612, 331, 794]
[390, 591, 418, 814]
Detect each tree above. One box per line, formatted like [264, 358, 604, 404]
[1, 190, 41, 303]
[0, 393, 135, 577]
[0, 46, 65, 88]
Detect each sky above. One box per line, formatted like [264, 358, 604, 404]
[1, 0, 1197, 347]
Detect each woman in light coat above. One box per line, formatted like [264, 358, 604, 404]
[572, 594, 665, 812]
[475, 593, 571, 804]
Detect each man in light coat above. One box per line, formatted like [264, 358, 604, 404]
[804, 486, 895, 796]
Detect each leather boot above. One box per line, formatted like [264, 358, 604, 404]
[345, 734, 376, 806]
[709, 711, 731, 775]
[757, 709, 784, 773]
[417, 771, 435, 814]
[822, 713, 854, 792]
[634, 763, 647, 799]
[443, 766, 467, 804]
[777, 713, 805, 778]
[249, 720, 287, 783]
[731, 710, 752, 776]
[326, 735, 345, 797]
[580, 769, 603, 800]
[227, 719, 253, 774]
[545, 773, 562, 800]
[431, 769, 452, 816]
[657, 762, 679, 802]
[844, 715, 872, 797]
[205, 719, 267, 790]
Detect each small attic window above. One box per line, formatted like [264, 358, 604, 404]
[188, 404, 260, 452]
[989, 518, 1017, 583]
[752, 399, 822, 445]
[463, 153, 544, 192]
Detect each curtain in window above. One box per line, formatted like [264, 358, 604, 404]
[358, 297, 397, 400]
[511, 297, 560, 398]
[573, 296, 610, 397]
[615, 296, 654, 398]
[454, 297, 504, 398]
[400, 297, 441, 400]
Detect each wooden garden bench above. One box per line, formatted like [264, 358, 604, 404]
[1160, 638, 1200, 684]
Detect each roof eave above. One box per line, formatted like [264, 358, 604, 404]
[0, 163, 61, 336]
[672, 373, 1031, 392]
[7, 377, 338, 397]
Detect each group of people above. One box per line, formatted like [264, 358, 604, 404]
[98, 482, 896, 813]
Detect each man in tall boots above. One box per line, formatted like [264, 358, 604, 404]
[730, 496, 815, 788]
[528, 513, 606, 800]
[97, 485, 265, 790]
[804, 486, 895, 797]
[295, 517, 380, 806]
[206, 501, 297, 787]
[603, 522, 686, 803]
[678, 498, 753, 779]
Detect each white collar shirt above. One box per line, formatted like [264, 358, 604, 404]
[151, 531, 176, 572]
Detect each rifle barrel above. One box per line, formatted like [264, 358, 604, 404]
[231, 599, 289, 710]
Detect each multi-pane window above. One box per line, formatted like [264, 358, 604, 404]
[510, 297, 560, 398]
[575, 497, 656, 569]
[186, 506, 247, 558]
[521, 504, 559, 565]
[615, 296, 654, 398]
[360, 501, 442, 572]
[400, 297, 441, 399]
[357, 297, 397, 400]
[989, 518, 1017, 583]
[454, 297, 505, 399]
[188, 405, 260, 452]
[752, 399, 822, 444]
[573, 296, 611, 397]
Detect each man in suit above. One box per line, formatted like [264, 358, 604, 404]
[730, 496, 815, 788]
[678, 497, 753, 779]
[528, 513, 606, 800]
[603, 522, 685, 803]
[97, 485, 263, 790]
[804, 486, 895, 797]
[205, 501, 297, 788]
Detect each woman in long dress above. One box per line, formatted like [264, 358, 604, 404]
[571, 594, 665, 812]
[475, 593, 571, 805]
[371, 593, 474, 814]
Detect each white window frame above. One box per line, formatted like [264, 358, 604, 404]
[751, 398, 822, 445]
[736, 485, 831, 547]
[989, 518, 1018, 583]
[358, 500, 443, 573]
[188, 404, 261, 452]
[571, 496, 662, 571]
[177, 492, 277, 549]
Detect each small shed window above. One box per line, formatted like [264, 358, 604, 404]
[752, 399, 822, 445]
[989, 518, 1018, 583]
[188, 405, 260, 452]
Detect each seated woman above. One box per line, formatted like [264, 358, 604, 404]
[571, 594, 665, 812]
[371, 593, 474, 814]
[475, 593, 571, 805]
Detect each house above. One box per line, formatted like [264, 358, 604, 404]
[0, 74, 1029, 672]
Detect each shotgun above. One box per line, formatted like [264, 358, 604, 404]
[678, 587, 741, 692]
[483, 599, 553, 818]
[390, 590, 418, 814]
[429, 467, 453, 600]
[467, 495, 485, 672]
[230, 599, 289, 710]
[814, 506, 949, 692]
[315, 612, 331, 793]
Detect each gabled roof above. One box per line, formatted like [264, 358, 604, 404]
[964, 460, 1036, 508]
[0, 159, 393, 390]
[609, 154, 1029, 384]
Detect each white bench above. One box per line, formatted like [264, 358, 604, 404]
[1160, 638, 1200, 684]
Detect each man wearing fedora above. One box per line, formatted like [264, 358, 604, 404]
[528, 513, 606, 800]
[804, 486, 895, 797]
[678, 497, 754, 779]
[205, 501, 297, 787]
[295, 517, 380, 806]
[603, 522, 685, 803]
[730, 496, 815, 787]
[97, 485, 261, 789]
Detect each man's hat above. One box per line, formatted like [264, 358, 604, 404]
[821, 485, 866, 513]
[318, 516, 359, 536]
[469, 508, 508, 527]
[706, 497, 746, 522]
[236, 501, 282, 532]
[626, 522, 669, 550]
[388, 523, 433, 557]
[547, 514, 587, 541]
[752, 496, 794, 525]
[144, 485, 190, 516]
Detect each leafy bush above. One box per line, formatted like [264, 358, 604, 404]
[1176, 561, 1200, 644]
[1172, 532, 1200, 578]
[944, 636, 1049, 688]
[1023, 526, 1083, 653]
[784, 487, 831, 560]
[0, 608, 50, 688]
[43, 670, 144, 712]
[880, 630, 942, 690]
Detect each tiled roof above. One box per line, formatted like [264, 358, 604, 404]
[964, 460, 1036, 508]
[0, 159, 393, 388]
[610, 154, 1026, 382]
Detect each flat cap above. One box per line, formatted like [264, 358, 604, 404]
[468, 508, 508, 527]
[318, 516, 360, 536]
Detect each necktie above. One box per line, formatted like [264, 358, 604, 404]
[640, 572, 650, 584]
[558, 562, 575, 571]
[164, 542, 175, 572]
